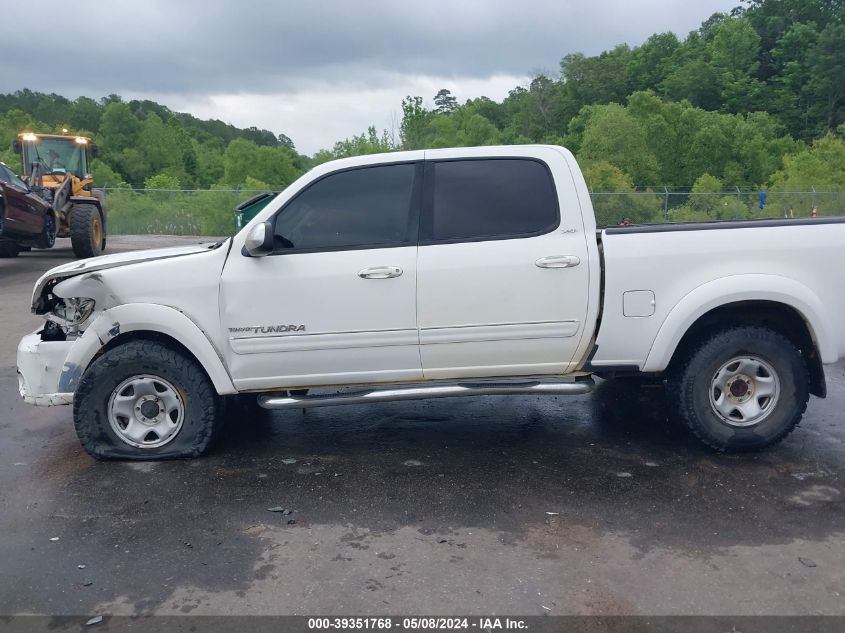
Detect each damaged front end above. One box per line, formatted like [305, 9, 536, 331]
[18, 285, 103, 406]
[19, 243, 220, 406]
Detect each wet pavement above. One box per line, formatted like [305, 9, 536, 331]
[1, 237, 844, 616]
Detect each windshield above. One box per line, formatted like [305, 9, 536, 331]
[21, 137, 89, 179]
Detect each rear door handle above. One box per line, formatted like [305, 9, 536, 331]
[358, 266, 403, 279]
[535, 255, 581, 269]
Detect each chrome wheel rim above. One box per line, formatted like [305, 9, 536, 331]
[107, 374, 185, 448]
[709, 356, 780, 427]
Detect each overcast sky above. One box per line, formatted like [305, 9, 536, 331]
[0, 0, 738, 154]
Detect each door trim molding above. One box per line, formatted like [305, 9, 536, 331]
[420, 320, 580, 345]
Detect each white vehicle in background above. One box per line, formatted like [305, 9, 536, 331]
[16, 145, 845, 460]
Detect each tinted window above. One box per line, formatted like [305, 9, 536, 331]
[429, 159, 558, 241]
[274, 164, 416, 251]
[0, 165, 28, 190]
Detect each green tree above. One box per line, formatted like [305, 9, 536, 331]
[428, 111, 500, 147]
[769, 22, 820, 139]
[145, 173, 181, 190]
[68, 97, 102, 132]
[806, 23, 845, 134]
[708, 17, 766, 112]
[770, 134, 845, 190]
[559, 45, 632, 110]
[90, 159, 128, 188]
[400, 96, 432, 149]
[222, 138, 300, 187]
[627, 32, 681, 93]
[329, 126, 396, 158]
[99, 101, 140, 155]
[768, 133, 845, 216]
[660, 59, 721, 109]
[574, 104, 660, 186]
[582, 160, 661, 226]
[433, 89, 458, 114]
[138, 113, 187, 182]
[671, 173, 749, 221]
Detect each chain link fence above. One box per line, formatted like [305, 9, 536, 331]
[590, 189, 845, 227]
[102, 187, 845, 236]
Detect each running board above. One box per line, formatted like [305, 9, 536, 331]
[257, 378, 594, 410]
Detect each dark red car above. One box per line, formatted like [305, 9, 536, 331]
[0, 161, 55, 257]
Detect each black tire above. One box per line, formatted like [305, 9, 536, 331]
[35, 213, 56, 249]
[70, 204, 104, 259]
[0, 240, 20, 258]
[92, 190, 107, 252]
[668, 326, 809, 452]
[73, 340, 222, 460]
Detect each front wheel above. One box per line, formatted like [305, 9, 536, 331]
[73, 341, 222, 460]
[35, 213, 56, 249]
[669, 326, 809, 452]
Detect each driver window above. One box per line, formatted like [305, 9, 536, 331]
[273, 163, 416, 251]
[0, 165, 26, 190]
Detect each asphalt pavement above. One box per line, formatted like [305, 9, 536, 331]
[1, 237, 844, 617]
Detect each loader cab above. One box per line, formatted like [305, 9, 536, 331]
[13, 133, 98, 187]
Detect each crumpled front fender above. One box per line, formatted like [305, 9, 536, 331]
[59, 303, 236, 396]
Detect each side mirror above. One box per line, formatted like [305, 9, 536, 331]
[12, 140, 21, 154]
[90, 144, 99, 158]
[242, 221, 274, 257]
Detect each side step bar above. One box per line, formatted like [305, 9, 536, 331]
[258, 377, 594, 410]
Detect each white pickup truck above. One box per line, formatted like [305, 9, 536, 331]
[16, 145, 845, 460]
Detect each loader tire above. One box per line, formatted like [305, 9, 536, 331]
[70, 205, 104, 259]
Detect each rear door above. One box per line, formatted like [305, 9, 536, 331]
[416, 150, 591, 379]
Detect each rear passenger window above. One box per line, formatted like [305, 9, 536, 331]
[428, 159, 558, 241]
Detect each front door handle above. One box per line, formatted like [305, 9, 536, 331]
[535, 255, 581, 269]
[358, 266, 403, 279]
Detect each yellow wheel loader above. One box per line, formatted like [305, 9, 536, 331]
[13, 132, 107, 258]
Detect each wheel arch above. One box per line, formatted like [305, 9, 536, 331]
[61, 303, 236, 396]
[644, 275, 832, 397]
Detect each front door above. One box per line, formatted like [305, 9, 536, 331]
[416, 154, 590, 380]
[219, 161, 423, 391]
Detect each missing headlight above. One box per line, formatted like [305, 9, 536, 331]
[40, 320, 66, 342]
[46, 297, 96, 336]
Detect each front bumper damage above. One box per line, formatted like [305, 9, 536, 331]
[17, 331, 75, 406]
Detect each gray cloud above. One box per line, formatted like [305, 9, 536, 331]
[0, 0, 738, 152]
[0, 0, 737, 97]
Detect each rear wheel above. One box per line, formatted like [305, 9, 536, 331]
[669, 326, 808, 452]
[73, 341, 223, 460]
[70, 204, 104, 258]
[35, 213, 56, 249]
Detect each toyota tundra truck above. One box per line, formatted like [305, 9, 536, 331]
[16, 145, 845, 460]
